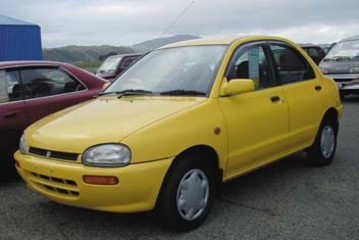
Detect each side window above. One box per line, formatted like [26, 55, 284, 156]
[119, 56, 139, 70]
[20, 68, 85, 99]
[270, 44, 315, 84]
[308, 48, 319, 57]
[0, 69, 21, 103]
[227, 45, 275, 90]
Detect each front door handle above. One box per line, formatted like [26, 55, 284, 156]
[270, 96, 280, 103]
[315, 85, 322, 91]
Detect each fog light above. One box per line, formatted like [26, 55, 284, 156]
[83, 175, 119, 185]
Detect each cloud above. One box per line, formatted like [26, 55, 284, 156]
[0, 0, 358, 47]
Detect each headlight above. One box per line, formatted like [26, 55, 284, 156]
[82, 144, 131, 167]
[19, 134, 27, 154]
[349, 66, 359, 73]
[319, 67, 328, 74]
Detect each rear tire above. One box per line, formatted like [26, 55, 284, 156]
[307, 117, 337, 166]
[156, 155, 215, 232]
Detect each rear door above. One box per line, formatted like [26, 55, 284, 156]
[0, 69, 27, 160]
[20, 66, 87, 125]
[268, 42, 324, 151]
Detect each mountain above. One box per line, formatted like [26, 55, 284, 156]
[42, 35, 200, 64]
[132, 34, 200, 52]
[42, 45, 135, 63]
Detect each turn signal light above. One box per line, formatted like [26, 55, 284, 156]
[83, 175, 119, 185]
[15, 160, 20, 168]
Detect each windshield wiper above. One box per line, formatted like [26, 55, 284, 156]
[160, 89, 206, 96]
[97, 89, 154, 98]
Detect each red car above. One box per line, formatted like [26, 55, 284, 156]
[0, 61, 107, 171]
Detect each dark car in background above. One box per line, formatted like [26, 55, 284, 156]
[96, 53, 142, 81]
[0, 61, 108, 171]
[299, 44, 326, 65]
[319, 35, 359, 99]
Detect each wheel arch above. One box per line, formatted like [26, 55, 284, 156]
[155, 144, 223, 210]
[321, 108, 339, 133]
[175, 145, 220, 169]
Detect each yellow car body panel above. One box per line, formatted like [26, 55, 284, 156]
[25, 96, 206, 155]
[15, 150, 172, 212]
[218, 85, 289, 179]
[15, 35, 343, 214]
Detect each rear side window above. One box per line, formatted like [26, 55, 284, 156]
[270, 44, 315, 84]
[20, 67, 85, 99]
[0, 69, 21, 103]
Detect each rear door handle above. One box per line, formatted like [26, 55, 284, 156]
[270, 96, 280, 103]
[315, 85, 322, 91]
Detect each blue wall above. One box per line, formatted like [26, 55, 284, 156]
[0, 24, 42, 61]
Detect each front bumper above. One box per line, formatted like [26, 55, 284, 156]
[328, 74, 359, 92]
[15, 151, 172, 213]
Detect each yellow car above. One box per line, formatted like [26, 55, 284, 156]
[15, 36, 342, 231]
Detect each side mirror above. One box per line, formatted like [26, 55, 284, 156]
[102, 82, 110, 90]
[219, 78, 255, 97]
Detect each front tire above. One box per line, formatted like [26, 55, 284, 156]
[307, 117, 337, 166]
[157, 155, 215, 232]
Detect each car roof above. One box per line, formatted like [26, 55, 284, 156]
[0, 60, 71, 69]
[340, 35, 359, 42]
[158, 35, 297, 49]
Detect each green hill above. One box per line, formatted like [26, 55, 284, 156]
[42, 35, 200, 71]
[43, 45, 136, 63]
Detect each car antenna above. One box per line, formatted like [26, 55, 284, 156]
[162, 1, 195, 35]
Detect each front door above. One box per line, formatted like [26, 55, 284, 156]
[219, 42, 289, 179]
[20, 66, 87, 126]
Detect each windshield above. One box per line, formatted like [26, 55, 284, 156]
[105, 45, 227, 96]
[97, 56, 122, 74]
[324, 39, 359, 62]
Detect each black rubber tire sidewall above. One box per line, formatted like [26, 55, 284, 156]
[307, 118, 337, 166]
[157, 155, 215, 232]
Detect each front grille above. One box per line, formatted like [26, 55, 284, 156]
[29, 147, 78, 161]
[333, 78, 357, 83]
[334, 78, 359, 83]
[27, 171, 79, 197]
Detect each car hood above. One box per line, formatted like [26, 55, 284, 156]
[26, 96, 206, 153]
[319, 60, 359, 74]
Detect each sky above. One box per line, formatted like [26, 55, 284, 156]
[1, 0, 358, 48]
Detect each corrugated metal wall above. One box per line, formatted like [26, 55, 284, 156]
[0, 25, 42, 61]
